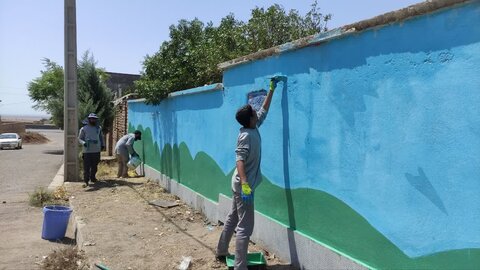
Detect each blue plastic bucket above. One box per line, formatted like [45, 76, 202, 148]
[42, 205, 72, 240]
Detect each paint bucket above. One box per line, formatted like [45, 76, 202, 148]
[41, 205, 72, 240]
[127, 156, 141, 169]
[226, 252, 267, 270]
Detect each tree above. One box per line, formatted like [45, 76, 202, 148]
[77, 52, 114, 134]
[135, 19, 210, 103]
[136, 1, 332, 104]
[28, 52, 114, 133]
[28, 59, 65, 127]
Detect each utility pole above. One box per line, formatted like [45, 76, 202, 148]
[64, 0, 78, 181]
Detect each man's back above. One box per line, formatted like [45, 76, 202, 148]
[231, 107, 268, 193]
[232, 127, 263, 193]
[115, 134, 134, 155]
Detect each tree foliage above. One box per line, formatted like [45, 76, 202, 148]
[136, 1, 331, 104]
[28, 59, 65, 127]
[77, 52, 114, 134]
[28, 52, 114, 133]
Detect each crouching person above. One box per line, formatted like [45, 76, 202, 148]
[115, 130, 142, 178]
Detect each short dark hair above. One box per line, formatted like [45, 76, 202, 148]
[236, 104, 253, 128]
[134, 130, 142, 140]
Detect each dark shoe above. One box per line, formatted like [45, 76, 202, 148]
[215, 255, 227, 263]
[91, 178, 98, 183]
[82, 183, 89, 188]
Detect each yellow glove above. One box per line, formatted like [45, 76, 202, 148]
[269, 79, 278, 92]
[241, 182, 252, 195]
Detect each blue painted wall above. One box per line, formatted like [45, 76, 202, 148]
[129, 2, 480, 268]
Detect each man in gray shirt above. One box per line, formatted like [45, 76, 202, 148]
[115, 130, 141, 178]
[217, 77, 280, 270]
[78, 113, 105, 187]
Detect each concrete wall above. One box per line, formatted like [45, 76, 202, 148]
[128, 2, 480, 269]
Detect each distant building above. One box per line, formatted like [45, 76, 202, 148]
[105, 72, 140, 99]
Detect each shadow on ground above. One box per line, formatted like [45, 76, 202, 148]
[42, 149, 64, 155]
[47, 236, 76, 246]
[267, 265, 298, 270]
[84, 178, 142, 192]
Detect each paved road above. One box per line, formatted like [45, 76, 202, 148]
[1, 130, 64, 201]
[0, 129, 69, 269]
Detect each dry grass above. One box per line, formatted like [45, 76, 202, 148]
[21, 131, 49, 144]
[96, 160, 139, 178]
[29, 186, 69, 207]
[41, 247, 88, 270]
[96, 161, 118, 178]
[28, 187, 54, 207]
[141, 179, 167, 197]
[53, 186, 70, 201]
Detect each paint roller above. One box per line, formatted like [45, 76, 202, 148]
[271, 75, 287, 82]
[270, 75, 287, 91]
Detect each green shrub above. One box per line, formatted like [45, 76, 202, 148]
[28, 187, 55, 207]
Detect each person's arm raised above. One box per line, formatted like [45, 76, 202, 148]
[261, 79, 277, 112]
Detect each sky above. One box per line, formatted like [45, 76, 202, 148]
[0, 0, 422, 117]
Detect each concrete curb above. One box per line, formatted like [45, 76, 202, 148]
[69, 197, 96, 269]
[73, 212, 87, 250]
[68, 195, 90, 256]
[48, 163, 88, 251]
[47, 163, 64, 191]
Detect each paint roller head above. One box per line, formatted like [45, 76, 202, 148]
[271, 75, 287, 83]
[270, 75, 287, 90]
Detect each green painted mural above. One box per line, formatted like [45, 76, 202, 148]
[129, 124, 480, 269]
[129, 124, 232, 201]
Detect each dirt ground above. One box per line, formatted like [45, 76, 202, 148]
[22, 131, 50, 144]
[67, 164, 295, 270]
